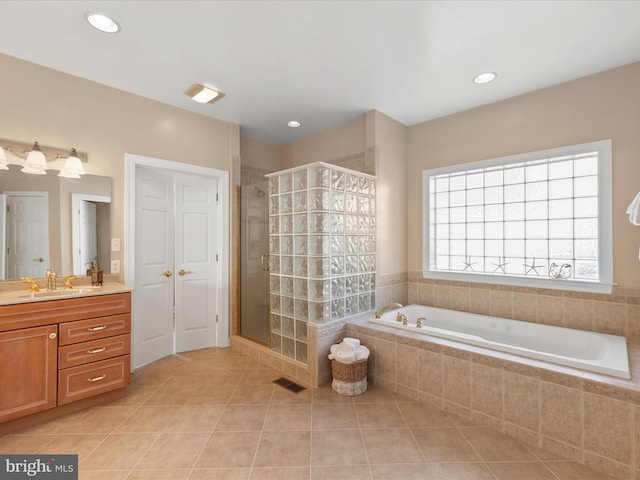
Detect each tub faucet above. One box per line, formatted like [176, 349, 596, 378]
[375, 303, 403, 319]
[416, 317, 426, 328]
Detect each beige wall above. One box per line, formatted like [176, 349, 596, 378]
[0, 53, 237, 279]
[280, 117, 366, 169]
[240, 136, 281, 171]
[367, 110, 408, 277]
[407, 62, 640, 289]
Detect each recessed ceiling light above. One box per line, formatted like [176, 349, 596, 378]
[473, 72, 497, 84]
[184, 84, 225, 104]
[287, 121, 301, 128]
[86, 13, 120, 33]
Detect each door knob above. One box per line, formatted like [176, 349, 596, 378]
[178, 269, 193, 276]
[163, 271, 173, 277]
[33, 257, 44, 262]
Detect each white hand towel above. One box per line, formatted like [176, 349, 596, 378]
[330, 344, 340, 355]
[626, 192, 640, 226]
[343, 337, 361, 349]
[355, 346, 370, 360]
[335, 349, 356, 364]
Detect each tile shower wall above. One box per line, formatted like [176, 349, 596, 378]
[266, 162, 377, 364]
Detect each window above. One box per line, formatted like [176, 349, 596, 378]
[422, 140, 612, 293]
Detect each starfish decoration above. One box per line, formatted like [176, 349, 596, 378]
[492, 256, 508, 273]
[523, 258, 544, 276]
[463, 256, 477, 272]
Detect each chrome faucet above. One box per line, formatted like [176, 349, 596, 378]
[46, 269, 57, 291]
[21, 277, 40, 293]
[375, 303, 403, 319]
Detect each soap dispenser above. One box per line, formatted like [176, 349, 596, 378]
[90, 262, 103, 286]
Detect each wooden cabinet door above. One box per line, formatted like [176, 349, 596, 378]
[0, 325, 57, 423]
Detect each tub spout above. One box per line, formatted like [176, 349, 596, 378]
[416, 317, 426, 328]
[375, 303, 403, 319]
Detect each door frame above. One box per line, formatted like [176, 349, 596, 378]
[124, 153, 230, 368]
[71, 193, 111, 275]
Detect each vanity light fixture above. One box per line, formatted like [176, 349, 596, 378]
[473, 72, 497, 84]
[0, 146, 8, 170]
[0, 139, 88, 177]
[21, 142, 48, 175]
[185, 83, 225, 104]
[59, 148, 86, 178]
[287, 120, 301, 128]
[86, 13, 120, 33]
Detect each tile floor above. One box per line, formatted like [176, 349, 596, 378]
[0, 347, 616, 479]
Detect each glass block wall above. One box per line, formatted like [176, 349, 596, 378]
[266, 162, 377, 364]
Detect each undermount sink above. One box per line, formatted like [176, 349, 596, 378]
[17, 287, 103, 299]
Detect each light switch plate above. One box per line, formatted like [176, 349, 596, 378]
[111, 238, 121, 252]
[111, 260, 121, 274]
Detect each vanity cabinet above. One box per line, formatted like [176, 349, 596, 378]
[0, 325, 58, 423]
[0, 291, 131, 428]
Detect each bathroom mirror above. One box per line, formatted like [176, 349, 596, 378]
[0, 164, 111, 280]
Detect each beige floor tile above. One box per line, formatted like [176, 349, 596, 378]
[38, 433, 107, 460]
[311, 430, 369, 466]
[186, 385, 236, 405]
[411, 427, 479, 462]
[164, 405, 225, 432]
[114, 406, 178, 433]
[312, 384, 354, 403]
[240, 367, 281, 385]
[78, 471, 131, 480]
[215, 404, 268, 431]
[460, 426, 537, 462]
[228, 384, 274, 404]
[263, 404, 311, 431]
[488, 462, 557, 480]
[127, 469, 191, 480]
[311, 465, 372, 480]
[312, 403, 359, 430]
[397, 402, 454, 428]
[63, 406, 137, 434]
[253, 431, 311, 467]
[195, 432, 260, 468]
[203, 371, 245, 386]
[81, 433, 158, 470]
[136, 432, 209, 469]
[361, 428, 423, 464]
[9, 409, 91, 435]
[143, 385, 198, 406]
[0, 434, 58, 453]
[544, 461, 618, 479]
[355, 403, 407, 429]
[187, 468, 251, 479]
[165, 372, 210, 386]
[373, 463, 495, 480]
[352, 386, 395, 403]
[250, 466, 310, 479]
[106, 382, 160, 407]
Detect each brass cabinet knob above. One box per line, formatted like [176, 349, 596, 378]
[164, 271, 173, 277]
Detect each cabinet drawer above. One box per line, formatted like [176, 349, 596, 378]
[58, 334, 131, 369]
[59, 314, 130, 346]
[58, 355, 130, 405]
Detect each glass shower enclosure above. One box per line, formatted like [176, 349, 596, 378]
[240, 182, 270, 345]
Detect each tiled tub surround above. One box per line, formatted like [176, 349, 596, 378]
[346, 314, 640, 480]
[266, 163, 377, 364]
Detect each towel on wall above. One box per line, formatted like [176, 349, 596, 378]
[626, 192, 640, 226]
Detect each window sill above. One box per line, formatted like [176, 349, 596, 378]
[421, 270, 613, 295]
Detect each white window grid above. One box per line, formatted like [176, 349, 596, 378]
[422, 140, 613, 294]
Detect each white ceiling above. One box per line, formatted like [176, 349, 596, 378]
[1, 1, 640, 145]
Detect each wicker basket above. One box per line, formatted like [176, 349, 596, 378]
[331, 358, 368, 396]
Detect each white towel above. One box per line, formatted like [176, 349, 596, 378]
[355, 346, 370, 361]
[626, 192, 640, 226]
[335, 349, 356, 364]
[343, 337, 360, 349]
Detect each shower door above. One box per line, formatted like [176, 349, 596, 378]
[240, 182, 270, 345]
